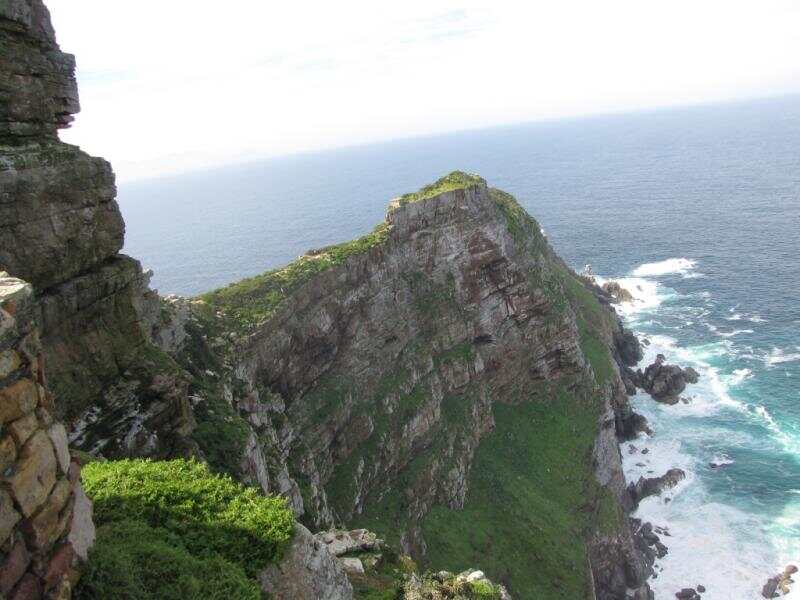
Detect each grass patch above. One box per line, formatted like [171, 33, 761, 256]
[396, 171, 485, 206]
[420, 385, 600, 600]
[200, 222, 390, 331]
[81, 459, 295, 576]
[74, 520, 261, 600]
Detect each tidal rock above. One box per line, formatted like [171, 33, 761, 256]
[675, 588, 700, 599]
[603, 281, 635, 303]
[259, 523, 353, 600]
[628, 468, 686, 505]
[637, 355, 700, 404]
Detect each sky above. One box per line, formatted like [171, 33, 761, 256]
[47, 0, 800, 182]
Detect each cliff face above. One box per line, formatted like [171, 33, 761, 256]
[0, 1, 195, 461]
[193, 174, 651, 599]
[2, 3, 651, 598]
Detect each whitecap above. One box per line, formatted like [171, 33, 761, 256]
[716, 329, 754, 338]
[729, 368, 753, 385]
[631, 257, 697, 277]
[765, 348, 800, 367]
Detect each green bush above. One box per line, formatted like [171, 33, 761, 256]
[81, 459, 295, 575]
[74, 520, 261, 600]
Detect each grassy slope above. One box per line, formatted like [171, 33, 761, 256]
[348, 183, 622, 599]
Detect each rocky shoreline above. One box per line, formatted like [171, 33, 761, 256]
[599, 278, 798, 600]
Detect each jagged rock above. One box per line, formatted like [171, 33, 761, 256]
[602, 281, 635, 304]
[259, 523, 354, 600]
[762, 565, 797, 598]
[317, 528, 382, 557]
[628, 469, 686, 505]
[636, 355, 700, 404]
[675, 588, 700, 599]
[340, 557, 365, 575]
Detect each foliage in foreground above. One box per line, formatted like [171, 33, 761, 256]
[79, 459, 295, 578]
[74, 520, 261, 600]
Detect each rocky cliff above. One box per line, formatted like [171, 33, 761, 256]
[183, 173, 652, 599]
[2, 2, 653, 598]
[1, 0, 195, 461]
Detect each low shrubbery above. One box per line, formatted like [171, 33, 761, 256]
[76, 459, 295, 598]
[74, 520, 261, 600]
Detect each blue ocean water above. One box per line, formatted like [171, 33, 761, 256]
[120, 96, 800, 599]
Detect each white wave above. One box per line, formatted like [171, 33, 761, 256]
[729, 368, 753, 386]
[709, 453, 735, 468]
[631, 257, 697, 277]
[765, 348, 800, 367]
[749, 314, 767, 323]
[716, 329, 754, 338]
[600, 276, 669, 318]
[726, 312, 743, 321]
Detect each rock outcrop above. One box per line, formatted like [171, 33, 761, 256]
[1, 0, 196, 460]
[628, 468, 686, 506]
[259, 522, 354, 600]
[2, 3, 657, 598]
[634, 355, 699, 404]
[0, 273, 94, 599]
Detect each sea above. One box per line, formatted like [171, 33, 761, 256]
[120, 95, 800, 600]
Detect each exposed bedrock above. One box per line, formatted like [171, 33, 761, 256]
[634, 354, 700, 404]
[1, 0, 197, 459]
[628, 468, 686, 507]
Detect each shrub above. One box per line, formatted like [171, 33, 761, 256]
[74, 520, 261, 600]
[81, 458, 295, 575]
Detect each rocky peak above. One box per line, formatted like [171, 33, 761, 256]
[0, 0, 79, 143]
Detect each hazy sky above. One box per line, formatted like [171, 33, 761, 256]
[48, 0, 800, 182]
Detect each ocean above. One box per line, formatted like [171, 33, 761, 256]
[120, 95, 800, 599]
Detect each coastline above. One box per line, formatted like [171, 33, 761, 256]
[598, 261, 799, 600]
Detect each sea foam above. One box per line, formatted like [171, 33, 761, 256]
[631, 257, 697, 277]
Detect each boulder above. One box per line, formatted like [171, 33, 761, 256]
[259, 523, 353, 600]
[602, 281, 635, 303]
[316, 528, 382, 557]
[628, 469, 686, 505]
[638, 355, 700, 404]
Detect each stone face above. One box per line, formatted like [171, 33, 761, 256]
[0, 489, 22, 540]
[46, 423, 70, 474]
[0, 349, 22, 379]
[66, 482, 94, 562]
[259, 523, 354, 600]
[0, 379, 39, 424]
[21, 477, 71, 549]
[0, 540, 31, 595]
[0, 0, 78, 143]
[0, 144, 123, 290]
[6, 430, 57, 517]
[8, 413, 39, 445]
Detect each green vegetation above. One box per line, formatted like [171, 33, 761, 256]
[406, 573, 504, 599]
[80, 459, 295, 578]
[201, 222, 390, 331]
[418, 384, 600, 600]
[396, 171, 485, 206]
[75, 520, 261, 600]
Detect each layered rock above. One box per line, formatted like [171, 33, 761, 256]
[0, 273, 94, 599]
[259, 522, 354, 600]
[0, 0, 196, 459]
[190, 175, 652, 599]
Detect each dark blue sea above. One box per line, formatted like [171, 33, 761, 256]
[120, 96, 800, 599]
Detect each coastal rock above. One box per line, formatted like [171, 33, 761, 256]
[317, 529, 382, 557]
[603, 281, 635, 303]
[762, 565, 797, 598]
[628, 468, 686, 505]
[259, 523, 354, 600]
[636, 355, 700, 404]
